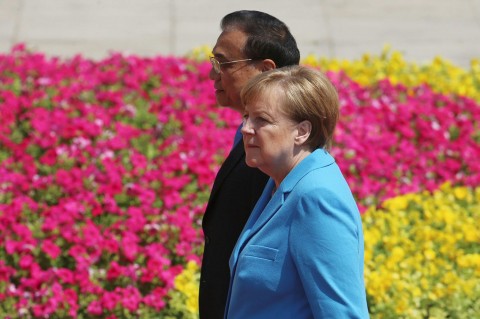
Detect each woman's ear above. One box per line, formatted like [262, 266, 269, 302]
[261, 59, 276, 72]
[295, 120, 312, 146]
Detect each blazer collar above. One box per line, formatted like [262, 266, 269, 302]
[231, 149, 335, 265]
[252, 149, 334, 229]
[209, 141, 244, 199]
[277, 148, 334, 194]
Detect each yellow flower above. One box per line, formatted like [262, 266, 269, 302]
[302, 54, 321, 67]
[420, 277, 430, 290]
[382, 195, 409, 211]
[457, 254, 480, 268]
[441, 271, 457, 285]
[394, 297, 408, 314]
[423, 247, 436, 260]
[459, 278, 477, 297]
[411, 287, 422, 298]
[453, 186, 469, 200]
[362, 185, 480, 317]
[186, 45, 213, 61]
[173, 261, 200, 315]
[391, 246, 405, 263]
[462, 223, 478, 242]
[437, 208, 456, 225]
[301, 47, 480, 103]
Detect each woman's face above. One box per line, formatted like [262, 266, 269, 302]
[241, 86, 309, 184]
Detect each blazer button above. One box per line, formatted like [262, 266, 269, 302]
[205, 236, 210, 244]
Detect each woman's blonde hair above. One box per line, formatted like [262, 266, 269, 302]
[241, 65, 339, 150]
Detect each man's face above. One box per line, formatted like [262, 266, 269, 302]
[210, 29, 262, 112]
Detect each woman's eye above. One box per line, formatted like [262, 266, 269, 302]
[243, 114, 271, 126]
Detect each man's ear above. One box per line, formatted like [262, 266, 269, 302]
[261, 59, 276, 72]
[295, 120, 312, 145]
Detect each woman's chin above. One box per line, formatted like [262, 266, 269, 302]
[245, 157, 260, 168]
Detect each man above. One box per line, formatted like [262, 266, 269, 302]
[200, 10, 300, 318]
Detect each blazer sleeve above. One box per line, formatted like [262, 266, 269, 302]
[289, 186, 369, 319]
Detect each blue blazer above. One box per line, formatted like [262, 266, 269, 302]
[225, 149, 369, 318]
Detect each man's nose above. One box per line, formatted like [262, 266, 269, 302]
[209, 67, 219, 80]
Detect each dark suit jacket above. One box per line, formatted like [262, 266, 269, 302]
[199, 141, 269, 319]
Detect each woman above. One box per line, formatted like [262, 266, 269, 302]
[224, 66, 369, 318]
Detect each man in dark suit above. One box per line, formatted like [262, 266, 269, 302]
[199, 10, 300, 319]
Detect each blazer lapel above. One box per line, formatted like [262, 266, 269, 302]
[232, 149, 336, 257]
[209, 141, 244, 201]
[229, 178, 276, 266]
[245, 186, 284, 240]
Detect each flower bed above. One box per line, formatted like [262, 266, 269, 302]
[330, 71, 480, 210]
[1, 44, 237, 318]
[1, 44, 479, 318]
[363, 183, 480, 318]
[304, 45, 480, 104]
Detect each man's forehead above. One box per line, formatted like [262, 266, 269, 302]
[212, 30, 246, 58]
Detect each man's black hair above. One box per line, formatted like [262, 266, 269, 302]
[221, 10, 300, 67]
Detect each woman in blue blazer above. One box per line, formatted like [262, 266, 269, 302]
[224, 66, 369, 318]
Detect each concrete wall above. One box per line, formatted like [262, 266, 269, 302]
[1, 0, 480, 67]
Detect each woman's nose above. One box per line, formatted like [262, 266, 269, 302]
[241, 121, 254, 135]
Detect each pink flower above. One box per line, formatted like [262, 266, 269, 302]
[19, 254, 34, 270]
[55, 268, 75, 285]
[121, 232, 140, 262]
[106, 261, 123, 281]
[42, 239, 61, 259]
[0, 261, 16, 282]
[87, 300, 103, 316]
[143, 287, 167, 311]
[120, 286, 141, 312]
[101, 290, 121, 311]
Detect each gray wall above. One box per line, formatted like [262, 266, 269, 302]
[1, 0, 480, 67]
